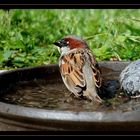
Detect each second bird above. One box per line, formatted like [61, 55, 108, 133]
[53, 35, 102, 103]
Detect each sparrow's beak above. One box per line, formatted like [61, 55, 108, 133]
[53, 41, 61, 47]
[53, 41, 61, 53]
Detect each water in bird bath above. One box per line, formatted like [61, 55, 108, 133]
[0, 77, 140, 113]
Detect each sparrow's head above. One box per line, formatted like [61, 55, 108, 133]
[53, 35, 88, 54]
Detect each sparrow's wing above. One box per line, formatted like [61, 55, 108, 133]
[86, 50, 102, 89]
[59, 50, 86, 97]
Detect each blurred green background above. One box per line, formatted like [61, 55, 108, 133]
[0, 9, 140, 69]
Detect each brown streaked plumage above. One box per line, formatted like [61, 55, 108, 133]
[53, 35, 102, 103]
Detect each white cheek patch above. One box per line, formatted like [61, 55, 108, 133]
[61, 47, 70, 55]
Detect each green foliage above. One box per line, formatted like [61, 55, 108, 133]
[0, 9, 140, 69]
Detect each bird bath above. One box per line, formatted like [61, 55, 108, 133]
[0, 61, 140, 131]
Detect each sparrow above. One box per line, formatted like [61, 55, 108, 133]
[120, 59, 140, 98]
[53, 35, 102, 103]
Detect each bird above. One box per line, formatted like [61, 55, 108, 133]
[53, 35, 102, 103]
[119, 59, 140, 98]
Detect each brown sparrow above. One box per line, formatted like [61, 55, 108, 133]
[53, 35, 102, 103]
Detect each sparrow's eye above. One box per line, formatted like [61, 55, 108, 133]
[60, 39, 68, 46]
[53, 39, 69, 48]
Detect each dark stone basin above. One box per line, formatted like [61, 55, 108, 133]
[1, 61, 140, 131]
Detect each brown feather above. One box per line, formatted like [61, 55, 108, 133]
[59, 48, 102, 98]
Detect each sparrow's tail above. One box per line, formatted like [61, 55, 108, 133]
[82, 61, 103, 103]
[83, 90, 102, 103]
